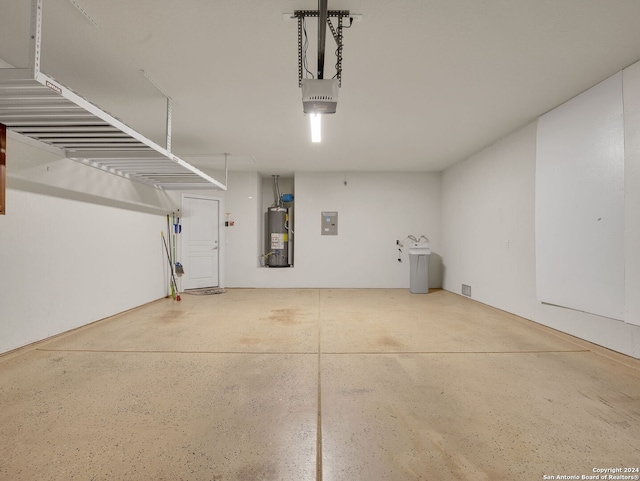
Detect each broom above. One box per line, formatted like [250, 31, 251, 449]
[161, 231, 181, 301]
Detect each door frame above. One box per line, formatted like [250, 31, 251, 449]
[181, 193, 225, 289]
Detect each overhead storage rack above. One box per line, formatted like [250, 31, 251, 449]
[0, 0, 226, 191]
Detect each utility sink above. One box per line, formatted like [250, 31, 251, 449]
[409, 242, 431, 255]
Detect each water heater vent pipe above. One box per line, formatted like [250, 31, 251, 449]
[272, 175, 282, 207]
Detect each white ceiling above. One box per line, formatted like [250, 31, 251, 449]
[2, 0, 640, 176]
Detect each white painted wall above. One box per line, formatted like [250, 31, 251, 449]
[442, 62, 640, 358]
[291, 172, 442, 288]
[623, 62, 640, 328]
[220, 171, 260, 286]
[536, 72, 625, 321]
[0, 136, 177, 354]
[442, 124, 538, 318]
[223, 171, 442, 289]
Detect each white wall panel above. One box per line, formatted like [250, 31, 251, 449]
[535, 72, 625, 321]
[0, 137, 174, 354]
[291, 172, 441, 288]
[442, 118, 640, 359]
[623, 63, 640, 326]
[442, 123, 538, 319]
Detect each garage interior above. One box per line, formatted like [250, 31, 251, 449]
[1, 1, 640, 479]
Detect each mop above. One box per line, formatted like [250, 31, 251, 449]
[173, 210, 184, 276]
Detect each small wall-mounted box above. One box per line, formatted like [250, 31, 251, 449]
[321, 211, 338, 235]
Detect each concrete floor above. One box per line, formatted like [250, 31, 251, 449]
[1, 289, 639, 481]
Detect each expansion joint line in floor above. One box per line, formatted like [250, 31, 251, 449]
[316, 288, 323, 481]
[34, 348, 591, 355]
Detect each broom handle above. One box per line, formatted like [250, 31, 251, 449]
[161, 232, 178, 292]
[167, 215, 172, 264]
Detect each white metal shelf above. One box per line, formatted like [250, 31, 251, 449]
[0, 0, 226, 191]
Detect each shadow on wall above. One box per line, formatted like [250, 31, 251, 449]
[8, 177, 171, 215]
[429, 252, 444, 288]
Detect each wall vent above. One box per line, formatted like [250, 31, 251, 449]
[462, 284, 471, 297]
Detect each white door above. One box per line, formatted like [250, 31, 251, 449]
[181, 195, 220, 289]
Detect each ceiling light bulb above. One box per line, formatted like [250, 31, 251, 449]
[310, 113, 322, 143]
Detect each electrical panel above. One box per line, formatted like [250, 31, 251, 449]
[321, 211, 338, 235]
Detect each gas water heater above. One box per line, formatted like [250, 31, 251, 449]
[266, 175, 292, 267]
